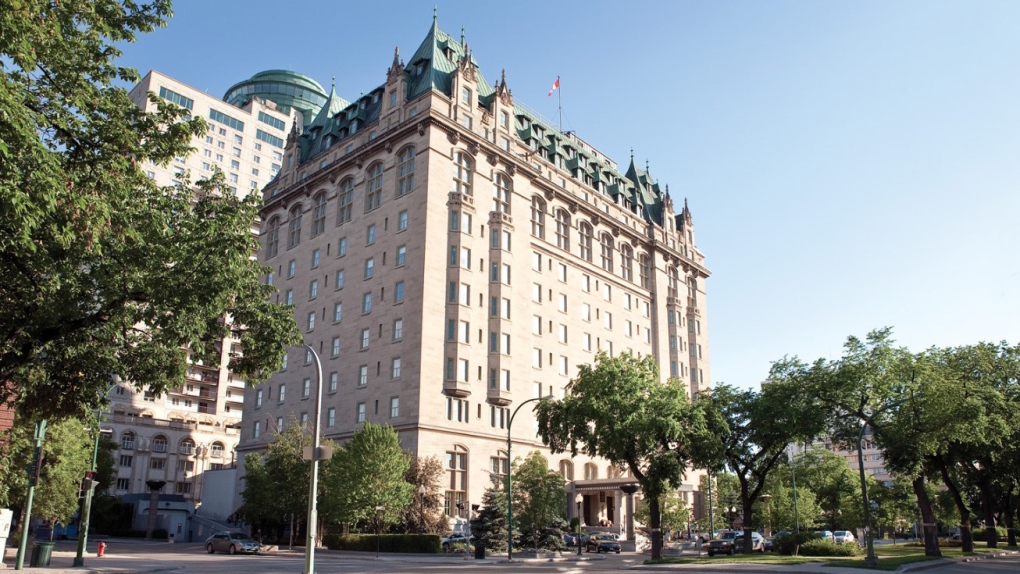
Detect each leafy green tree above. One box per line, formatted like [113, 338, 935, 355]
[512, 451, 566, 551]
[237, 421, 311, 545]
[320, 423, 413, 530]
[0, 0, 300, 420]
[871, 477, 918, 540]
[471, 485, 509, 552]
[3, 418, 92, 535]
[705, 379, 824, 553]
[399, 455, 446, 534]
[634, 489, 689, 536]
[757, 465, 822, 532]
[536, 351, 725, 560]
[792, 448, 865, 530]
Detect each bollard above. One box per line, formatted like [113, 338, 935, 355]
[97, 541, 107, 557]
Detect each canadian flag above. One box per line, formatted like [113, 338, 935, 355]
[547, 76, 560, 97]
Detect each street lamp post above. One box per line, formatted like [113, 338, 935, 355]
[418, 484, 427, 534]
[506, 395, 552, 561]
[575, 494, 583, 555]
[303, 344, 324, 574]
[760, 494, 773, 538]
[74, 377, 121, 567]
[791, 447, 800, 533]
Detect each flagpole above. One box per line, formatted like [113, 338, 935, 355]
[557, 76, 562, 132]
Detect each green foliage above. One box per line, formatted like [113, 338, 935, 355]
[0, 0, 300, 420]
[791, 448, 866, 530]
[320, 422, 413, 529]
[399, 455, 447, 534]
[471, 485, 509, 552]
[512, 451, 566, 551]
[518, 516, 568, 552]
[634, 489, 690, 534]
[94, 435, 118, 495]
[757, 464, 823, 531]
[798, 538, 862, 556]
[972, 526, 1008, 542]
[237, 421, 312, 537]
[536, 351, 725, 559]
[773, 531, 819, 555]
[321, 533, 441, 553]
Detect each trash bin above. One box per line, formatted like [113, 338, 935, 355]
[30, 541, 55, 567]
[474, 543, 485, 559]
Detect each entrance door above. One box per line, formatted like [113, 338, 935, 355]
[607, 495, 615, 524]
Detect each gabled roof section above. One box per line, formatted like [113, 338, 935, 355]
[404, 16, 494, 101]
[624, 157, 665, 225]
[309, 79, 350, 132]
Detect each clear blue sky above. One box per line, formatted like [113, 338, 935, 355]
[116, 1, 1020, 388]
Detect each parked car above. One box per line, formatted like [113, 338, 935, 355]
[763, 530, 790, 552]
[441, 532, 470, 551]
[585, 533, 621, 554]
[205, 531, 261, 555]
[706, 530, 740, 556]
[564, 532, 590, 547]
[833, 530, 856, 544]
[813, 530, 835, 541]
[733, 532, 766, 553]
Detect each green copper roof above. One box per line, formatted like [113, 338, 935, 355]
[224, 70, 328, 125]
[404, 17, 494, 101]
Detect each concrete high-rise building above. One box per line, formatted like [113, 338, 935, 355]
[100, 70, 321, 506]
[239, 17, 713, 532]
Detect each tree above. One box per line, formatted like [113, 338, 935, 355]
[0, 0, 300, 420]
[399, 455, 446, 534]
[512, 451, 566, 551]
[792, 448, 866, 530]
[237, 422, 311, 545]
[758, 464, 823, 532]
[634, 489, 689, 537]
[536, 351, 725, 560]
[471, 485, 509, 552]
[705, 379, 824, 553]
[871, 477, 918, 540]
[3, 418, 92, 535]
[320, 423, 413, 530]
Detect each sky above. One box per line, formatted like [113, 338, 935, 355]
[114, 1, 1020, 389]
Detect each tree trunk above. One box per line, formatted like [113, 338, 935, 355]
[649, 494, 662, 560]
[936, 458, 974, 553]
[979, 481, 998, 548]
[742, 503, 755, 554]
[1004, 490, 1017, 547]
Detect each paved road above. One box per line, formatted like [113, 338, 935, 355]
[4, 539, 1018, 574]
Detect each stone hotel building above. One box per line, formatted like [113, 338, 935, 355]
[240, 17, 713, 528]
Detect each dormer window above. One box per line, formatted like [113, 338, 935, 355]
[372, 93, 380, 104]
[461, 87, 471, 105]
[415, 62, 425, 76]
[444, 47, 455, 60]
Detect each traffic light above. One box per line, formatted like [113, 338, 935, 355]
[79, 471, 97, 498]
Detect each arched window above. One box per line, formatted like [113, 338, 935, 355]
[287, 205, 302, 248]
[337, 178, 354, 225]
[265, 217, 280, 258]
[152, 434, 168, 453]
[584, 462, 598, 480]
[555, 209, 570, 251]
[607, 465, 622, 479]
[559, 460, 574, 481]
[639, 254, 651, 289]
[493, 173, 511, 214]
[620, 244, 634, 282]
[453, 152, 473, 196]
[179, 438, 196, 455]
[365, 163, 383, 211]
[668, 266, 679, 298]
[578, 222, 593, 262]
[446, 445, 468, 517]
[688, 276, 698, 302]
[490, 450, 509, 482]
[311, 192, 327, 237]
[121, 431, 135, 450]
[530, 196, 546, 239]
[397, 147, 415, 196]
[210, 442, 225, 458]
[600, 233, 614, 272]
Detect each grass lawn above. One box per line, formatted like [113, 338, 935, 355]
[645, 543, 1018, 569]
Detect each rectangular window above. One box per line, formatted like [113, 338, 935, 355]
[604, 312, 613, 330]
[390, 397, 400, 418]
[307, 311, 316, 330]
[532, 315, 542, 335]
[288, 260, 296, 278]
[394, 281, 405, 303]
[365, 258, 375, 279]
[333, 302, 343, 322]
[460, 247, 471, 269]
[358, 365, 368, 386]
[459, 320, 470, 343]
[120, 455, 133, 467]
[459, 283, 470, 306]
[256, 129, 285, 148]
[558, 293, 567, 313]
[258, 110, 287, 131]
[398, 210, 408, 231]
[396, 245, 406, 267]
[327, 407, 336, 427]
[558, 324, 568, 344]
[331, 336, 341, 357]
[581, 274, 591, 292]
[158, 86, 194, 110]
[309, 279, 318, 299]
[256, 389, 263, 407]
[391, 358, 402, 379]
[458, 358, 469, 381]
[361, 328, 371, 350]
[253, 421, 261, 438]
[338, 237, 348, 256]
[583, 333, 592, 352]
[367, 224, 377, 244]
[208, 108, 244, 131]
[329, 372, 338, 393]
[302, 378, 311, 398]
[362, 292, 372, 313]
[393, 318, 403, 341]
[533, 348, 543, 368]
[311, 248, 320, 268]
[278, 383, 286, 402]
[357, 402, 366, 423]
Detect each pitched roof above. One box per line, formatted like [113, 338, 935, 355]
[404, 17, 494, 101]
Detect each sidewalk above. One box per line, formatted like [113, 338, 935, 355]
[633, 549, 1019, 573]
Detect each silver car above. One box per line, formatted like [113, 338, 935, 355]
[205, 531, 261, 555]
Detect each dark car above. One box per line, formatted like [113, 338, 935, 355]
[706, 530, 740, 556]
[734, 532, 765, 553]
[564, 532, 590, 547]
[585, 533, 621, 554]
[205, 531, 261, 555]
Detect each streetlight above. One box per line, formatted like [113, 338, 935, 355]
[302, 344, 324, 574]
[74, 377, 121, 567]
[760, 494, 773, 538]
[418, 484, 427, 534]
[575, 494, 583, 555]
[506, 394, 553, 561]
[375, 506, 385, 558]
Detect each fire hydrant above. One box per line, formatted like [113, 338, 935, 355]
[97, 542, 107, 557]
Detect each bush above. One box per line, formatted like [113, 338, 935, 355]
[972, 527, 1008, 542]
[798, 539, 862, 557]
[321, 533, 441, 553]
[774, 532, 819, 556]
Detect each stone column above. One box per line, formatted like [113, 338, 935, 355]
[145, 480, 166, 540]
[620, 484, 638, 541]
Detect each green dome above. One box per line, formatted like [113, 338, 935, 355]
[224, 70, 328, 126]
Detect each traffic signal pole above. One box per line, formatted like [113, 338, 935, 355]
[15, 419, 47, 571]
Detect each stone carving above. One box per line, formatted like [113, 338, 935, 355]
[467, 141, 479, 156]
[418, 121, 427, 136]
[385, 140, 393, 153]
[612, 226, 620, 237]
[591, 214, 601, 227]
[448, 130, 460, 145]
[487, 153, 498, 166]
[544, 189, 554, 200]
[569, 202, 578, 213]
[506, 163, 516, 176]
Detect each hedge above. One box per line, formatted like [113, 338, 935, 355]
[774, 532, 818, 556]
[798, 539, 862, 557]
[972, 526, 1008, 542]
[322, 533, 442, 554]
